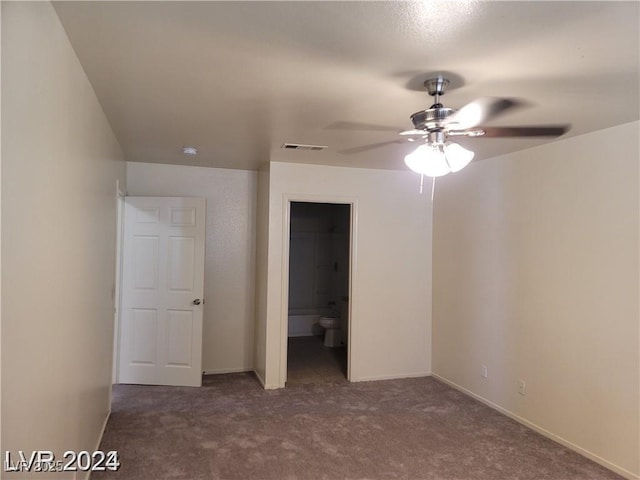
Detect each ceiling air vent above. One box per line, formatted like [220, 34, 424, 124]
[281, 143, 328, 151]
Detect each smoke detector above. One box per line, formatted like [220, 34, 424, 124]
[182, 146, 198, 155]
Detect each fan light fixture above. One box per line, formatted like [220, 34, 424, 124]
[337, 74, 569, 182]
[404, 132, 474, 177]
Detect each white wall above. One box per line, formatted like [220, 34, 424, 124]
[254, 164, 270, 384]
[1, 2, 126, 478]
[0, 0, 4, 450]
[432, 121, 640, 478]
[260, 162, 432, 388]
[126, 162, 257, 374]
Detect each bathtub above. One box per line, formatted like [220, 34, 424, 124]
[287, 308, 331, 337]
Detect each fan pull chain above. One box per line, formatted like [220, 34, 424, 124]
[420, 174, 424, 194]
[431, 176, 436, 203]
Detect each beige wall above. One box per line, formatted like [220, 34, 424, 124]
[1, 2, 126, 478]
[0, 0, 4, 450]
[253, 164, 270, 384]
[432, 121, 640, 478]
[126, 162, 257, 374]
[260, 162, 432, 388]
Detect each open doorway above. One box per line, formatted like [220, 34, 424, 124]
[286, 202, 351, 386]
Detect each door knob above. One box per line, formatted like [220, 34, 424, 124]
[193, 299, 201, 305]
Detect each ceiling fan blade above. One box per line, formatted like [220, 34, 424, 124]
[339, 139, 406, 155]
[399, 129, 427, 136]
[445, 97, 523, 130]
[473, 125, 570, 138]
[326, 121, 402, 132]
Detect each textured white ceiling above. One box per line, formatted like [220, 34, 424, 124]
[53, 1, 640, 171]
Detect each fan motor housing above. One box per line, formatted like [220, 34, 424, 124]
[410, 107, 455, 130]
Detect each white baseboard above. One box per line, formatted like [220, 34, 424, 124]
[202, 367, 252, 375]
[252, 369, 279, 389]
[351, 371, 431, 383]
[85, 410, 111, 480]
[432, 373, 638, 480]
[253, 369, 266, 388]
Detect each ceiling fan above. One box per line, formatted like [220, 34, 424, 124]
[340, 76, 569, 178]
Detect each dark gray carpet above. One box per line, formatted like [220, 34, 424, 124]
[95, 374, 622, 480]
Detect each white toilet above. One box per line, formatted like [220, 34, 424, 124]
[318, 316, 341, 348]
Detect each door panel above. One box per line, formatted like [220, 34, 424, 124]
[167, 310, 194, 366]
[168, 237, 195, 291]
[131, 308, 157, 364]
[119, 196, 205, 387]
[133, 236, 159, 289]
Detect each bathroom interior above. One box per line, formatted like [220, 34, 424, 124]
[287, 202, 351, 385]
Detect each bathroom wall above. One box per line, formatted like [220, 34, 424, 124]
[260, 161, 432, 388]
[432, 121, 639, 478]
[288, 202, 350, 329]
[126, 162, 257, 374]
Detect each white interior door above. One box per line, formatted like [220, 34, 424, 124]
[118, 196, 206, 387]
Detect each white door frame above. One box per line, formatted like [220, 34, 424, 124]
[112, 181, 126, 384]
[279, 194, 358, 386]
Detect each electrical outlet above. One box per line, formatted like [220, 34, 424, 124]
[518, 380, 526, 396]
[481, 365, 488, 378]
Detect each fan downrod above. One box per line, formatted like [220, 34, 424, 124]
[407, 76, 454, 130]
[424, 76, 450, 97]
